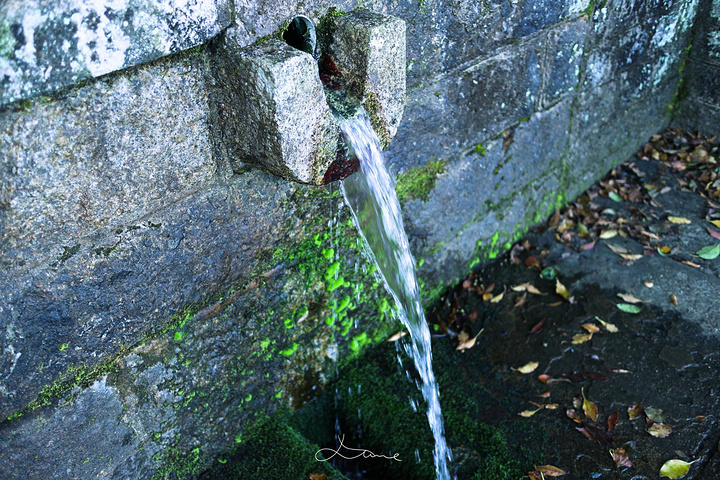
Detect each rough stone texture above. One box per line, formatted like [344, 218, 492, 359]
[0, 0, 232, 107]
[0, 0, 713, 478]
[211, 39, 340, 184]
[331, 10, 406, 145]
[675, 0, 720, 134]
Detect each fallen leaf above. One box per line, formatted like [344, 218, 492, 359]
[512, 283, 542, 294]
[697, 244, 720, 259]
[581, 323, 601, 333]
[514, 292, 528, 308]
[607, 243, 643, 261]
[543, 403, 560, 410]
[628, 402, 643, 420]
[547, 300, 563, 307]
[670, 294, 678, 306]
[600, 230, 618, 239]
[386, 331, 407, 342]
[534, 464, 568, 477]
[609, 191, 623, 202]
[659, 459, 696, 479]
[566, 408, 582, 423]
[516, 361, 540, 374]
[456, 329, 484, 351]
[582, 388, 599, 422]
[556, 279, 571, 301]
[668, 216, 692, 224]
[617, 303, 641, 314]
[607, 243, 631, 254]
[527, 472, 543, 480]
[607, 411, 619, 433]
[519, 408, 542, 417]
[490, 291, 504, 303]
[707, 228, 720, 240]
[643, 281, 654, 288]
[610, 448, 633, 468]
[681, 260, 701, 268]
[308, 474, 329, 480]
[617, 293, 645, 304]
[648, 422, 673, 438]
[538, 374, 552, 384]
[645, 407, 667, 423]
[572, 332, 593, 344]
[525, 256, 540, 269]
[482, 292, 492, 301]
[595, 316, 619, 333]
[711, 219, 720, 229]
[537, 391, 551, 398]
[530, 318, 545, 333]
[657, 245, 673, 256]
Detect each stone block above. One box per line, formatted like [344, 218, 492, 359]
[0, 0, 232, 107]
[331, 10, 406, 146]
[211, 39, 340, 185]
[540, 19, 589, 106]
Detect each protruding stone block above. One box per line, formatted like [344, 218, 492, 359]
[330, 11, 406, 147]
[211, 39, 340, 185]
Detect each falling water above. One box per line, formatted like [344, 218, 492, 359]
[340, 110, 452, 479]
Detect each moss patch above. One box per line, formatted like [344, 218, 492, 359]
[396, 159, 446, 204]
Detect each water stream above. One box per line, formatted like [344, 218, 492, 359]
[339, 110, 452, 479]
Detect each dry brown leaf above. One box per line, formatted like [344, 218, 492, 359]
[670, 294, 678, 306]
[582, 388, 599, 422]
[581, 323, 601, 333]
[386, 331, 407, 342]
[681, 260, 701, 268]
[543, 403, 560, 410]
[534, 464, 568, 477]
[515, 361, 540, 374]
[456, 329, 484, 351]
[527, 472, 543, 480]
[617, 293, 645, 304]
[595, 316, 619, 333]
[308, 474, 329, 480]
[514, 292, 528, 308]
[537, 391, 551, 398]
[668, 216, 692, 224]
[610, 448, 633, 467]
[647, 423, 672, 438]
[566, 408, 582, 423]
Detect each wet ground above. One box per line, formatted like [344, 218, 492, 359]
[423, 129, 720, 479]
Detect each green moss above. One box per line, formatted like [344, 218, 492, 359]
[203, 414, 346, 479]
[396, 159, 446, 203]
[473, 144, 486, 155]
[58, 244, 81, 265]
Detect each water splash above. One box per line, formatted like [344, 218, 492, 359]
[340, 110, 452, 479]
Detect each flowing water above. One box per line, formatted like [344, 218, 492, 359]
[339, 111, 452, 479]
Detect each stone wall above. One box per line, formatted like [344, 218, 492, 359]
[676, 0, 720, 133]
[0, 0, 702, 478]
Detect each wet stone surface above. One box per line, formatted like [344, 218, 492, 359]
[422, 130, 720, 478]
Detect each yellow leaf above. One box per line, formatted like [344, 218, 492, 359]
[660, 459, 697, 479]
[595, 316, 619, 333]
[628, 402, 643, 419]
[482, 292, 492, 301]
[519, 408, 541, 417]
[515, 361, 540, 374]
[572, 332, 593, 344]
[610, 448, 633, 467]
[555, 279, 571, 301]
[600, 230, 618, 239]
[668, 216, 692, 224]
[386, 331, 407, 342]
[582, 387, 598, 422]
[710, 220, 720, 229]
[534, 464, 568, 477]
[490, 291, 504, 303]
[647, 423, 673, 438]
[511, 283, 542, 294]
[617, 293, 645, 303]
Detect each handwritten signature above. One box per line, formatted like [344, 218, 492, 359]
[315, 435, 401, 462]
